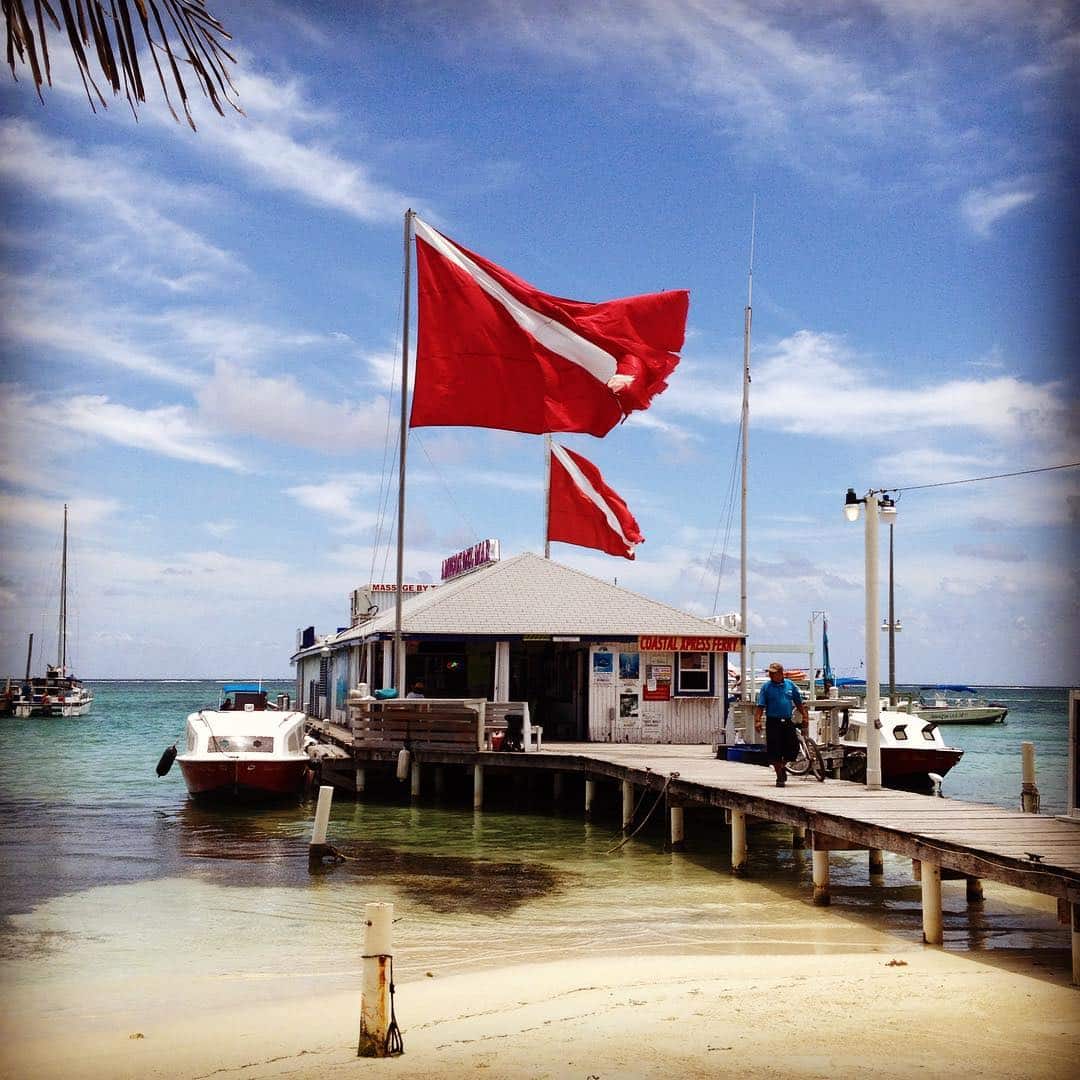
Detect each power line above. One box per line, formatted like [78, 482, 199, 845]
[889, 461, 1079, 494]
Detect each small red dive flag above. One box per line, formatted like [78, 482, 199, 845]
[548, 443, 644, 560]
[410, 217, 688, 437]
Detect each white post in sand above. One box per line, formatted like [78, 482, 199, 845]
[812, 850, 830, 905]
[621, 781, 634, 832]
[584, 778, 595, 819]
[731, 810, 747, 874]
[473, 764, 484, 810]
[921, 862, 943, 944]
[358, 901, 394, 1057]
[1021, 742, 1039, 813]
[309, 785, 334, 860]
[670, 805, 685, 851]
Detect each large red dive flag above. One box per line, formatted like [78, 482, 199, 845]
[548, 443, 644, 560]
[410, 217, 689, 437]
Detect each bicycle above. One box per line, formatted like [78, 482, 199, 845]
[786, 725, 826, 782]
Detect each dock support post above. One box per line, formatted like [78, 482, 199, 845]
[965, 876, 984, 904]
[584, 778, 595, 820]
[1021, 741, 1040, 813]
[621, 780, 634, 832]
[730, 810, 747, 875]
[921, 862, 943, 945]
[357, 901, 394, 1057]
[1072, 903, 1079, 986]
[670, 805, 685, 851]
[309, 784, 335, 862]
[354, 767, 365, 795]
[812, 850, 830, 906]
[473, 764, 484, 810]
[791, 825, 806, 849]
[410, 761, 421, 800]
[553, 772, 563, 803]
[869, 847, 884, 881]
[433, 766, 444, 798]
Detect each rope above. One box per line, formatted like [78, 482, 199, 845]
[605, 773, 677, 854]
[1020, 782, 1041, 814]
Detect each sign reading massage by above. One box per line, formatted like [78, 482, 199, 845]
[442, 538, 501, 582]
[639, 635, 740, 652]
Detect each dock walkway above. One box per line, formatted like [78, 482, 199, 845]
[307, 726, 1080, 981]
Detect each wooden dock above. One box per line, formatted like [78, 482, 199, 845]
[306, 725, 1080, 982]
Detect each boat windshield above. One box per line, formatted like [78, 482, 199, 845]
[207, 736, 275, 753]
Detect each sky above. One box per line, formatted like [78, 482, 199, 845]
[0, 0, 1076, 684]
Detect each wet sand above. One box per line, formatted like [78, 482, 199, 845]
[4, 945, 1077, 1079]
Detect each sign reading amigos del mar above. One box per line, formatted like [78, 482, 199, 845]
[441, 538, 500, 582]
[639, 635, 740, 652]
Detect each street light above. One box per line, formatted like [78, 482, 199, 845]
[842, 488, 898, 789]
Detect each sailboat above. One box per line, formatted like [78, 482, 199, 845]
[12, 505, 94, 718]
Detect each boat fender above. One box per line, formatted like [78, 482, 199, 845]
[396, 747, 411, 781]
[156, 744, 177, 777]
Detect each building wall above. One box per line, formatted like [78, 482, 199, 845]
[587, 643, 724, 743]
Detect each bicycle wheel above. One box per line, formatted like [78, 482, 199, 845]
[786, 733, 812, 776]
[805, 736, 826, 782]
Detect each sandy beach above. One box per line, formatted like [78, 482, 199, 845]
[4, 945, 1077, 1080]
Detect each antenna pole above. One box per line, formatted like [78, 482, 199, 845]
[394, 210, 414, 689]
[739, 199, 755, 724]
[544, 434, 552, 558]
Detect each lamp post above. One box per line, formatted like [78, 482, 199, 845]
[880, 515, 901, 705]
[844, 488, 897, 789]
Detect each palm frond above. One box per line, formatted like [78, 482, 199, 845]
[2, 0, 241, 129]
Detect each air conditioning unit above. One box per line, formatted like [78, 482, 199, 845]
[350, 588, 379, 626]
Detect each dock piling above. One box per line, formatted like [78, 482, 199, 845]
[869, 847, 884, 881]
[410, 761, 421, 800]
[1021, 742, 1040, 813]
[552, 771, 563, 803]
[670, 805, 685, 851]
[584, 778, 595, 820]
[357, 901, 395, 1057]
[354, 767, 366, 795]
[965, 876, 984, 904]
[309, 785, 336, 863]
[812, 850, 830, 905]
[791, 825, 806, 849]
[921, 862, 943, 944]
[473, 764, 484, 810]
[731, 810, 747, 874]
[621, 780, 634, 832]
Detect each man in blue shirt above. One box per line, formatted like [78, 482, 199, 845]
[754, 662, 810, 787]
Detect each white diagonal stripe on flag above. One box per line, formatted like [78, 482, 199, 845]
[415, 217, 618, 385]
[551, 442, 636, 554]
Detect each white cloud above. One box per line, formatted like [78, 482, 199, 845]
[960, 181, 1038, 236]
[196, 363, 390, 453]
[284, 475, 384, 534]
[0, 493, 120, 534]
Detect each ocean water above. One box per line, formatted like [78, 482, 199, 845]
[0, 681, 1073, 1032]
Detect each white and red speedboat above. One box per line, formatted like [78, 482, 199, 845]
[175, 684, 309, 801]
[837, 708, 964, 790]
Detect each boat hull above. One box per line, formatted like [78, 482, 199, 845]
[178, 758, 308, 801]
[913, 706, 1007, 724]
[840, 746, 964, 790]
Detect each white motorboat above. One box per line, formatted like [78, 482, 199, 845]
[911, 685, 1007, 724]
[834, 707, 964, 790]
[171, 684, 310, 801]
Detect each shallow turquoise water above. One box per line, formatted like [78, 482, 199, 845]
[0, 680, 1072, 1027]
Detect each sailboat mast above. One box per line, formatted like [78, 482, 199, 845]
[58, 503, 68, 673]
[394, 209, 414, 688]
[739, 202, 755, 707]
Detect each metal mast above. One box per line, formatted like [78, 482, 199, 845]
[739, 202, 756, 710]
[58, 503, 68, 673]
[394, 210, 414, 688]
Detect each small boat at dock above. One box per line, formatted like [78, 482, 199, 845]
[836, 707, 963, 790]
[174, 684, 310, 801]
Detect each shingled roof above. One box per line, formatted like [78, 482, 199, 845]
[298, 552, 742, 657]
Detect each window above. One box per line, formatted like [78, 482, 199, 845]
[675, 652, 713, 696]
[207, 736, 275, 753]
[893, 725, 908, 741]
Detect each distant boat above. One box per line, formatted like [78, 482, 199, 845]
[8, 505, 93, 718]
[912, 685, 1008, 725]
[174, 684, 309, 801]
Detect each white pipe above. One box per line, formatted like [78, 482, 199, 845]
[865, 493, 882, 788]
[310, 785, 334, 848]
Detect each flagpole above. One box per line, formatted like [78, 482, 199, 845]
[544, 433, 552, 558]
[394, 208, 414, 689]
[739, 199, 755, 728]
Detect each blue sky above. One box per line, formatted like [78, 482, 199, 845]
[1, 0, 1076, 683]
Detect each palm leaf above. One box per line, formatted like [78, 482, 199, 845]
[2, 0, 241, 129]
